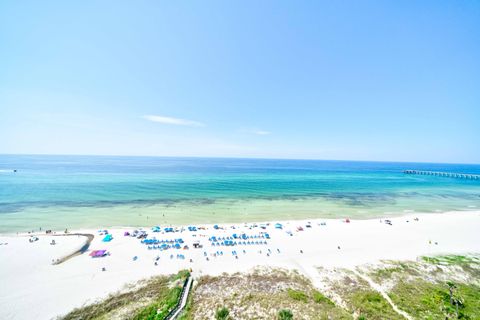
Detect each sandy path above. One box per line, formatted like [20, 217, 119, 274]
[352, 269, 412, 320]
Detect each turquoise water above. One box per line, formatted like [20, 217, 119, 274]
[0, 155, 479, 232]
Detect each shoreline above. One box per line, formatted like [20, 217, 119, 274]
[4, 207, 479, 237]
[1, 210, 479, 319]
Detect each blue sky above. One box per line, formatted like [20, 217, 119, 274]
[1, 1, 479, 163]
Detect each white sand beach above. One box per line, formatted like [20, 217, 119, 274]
[0, 211, 479, 320]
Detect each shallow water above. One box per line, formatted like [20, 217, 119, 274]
[0, 155, 479, 232]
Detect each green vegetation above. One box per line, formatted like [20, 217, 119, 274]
[349, 290, 403, 320]
[368, 261, 420, 283]
[189, 269, 352, 319]
[286, 288, 308, 302]
[389, 279, 480, 319]
[132, 286, 182, 320]
[321, 270, 403, 320]
[61, 255, 480, 320]
[277, 309, 293, 320]
[312, 290, 334, 305]
[60, 270, 190, 320]
[177, 282, 194, 320]
[421, 255, 480, 265]
[364, 254, 480, 320]
[421, 254, 480, 278]
[215, 307, 229, 320]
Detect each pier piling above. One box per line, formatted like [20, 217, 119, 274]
[404, 170, 480, 180]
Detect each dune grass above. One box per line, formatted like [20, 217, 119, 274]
[61, 254, 480, 319]
[364, 254, 480, 320]
[188, 269, 352, 319]
[60, 270, 189, 320]
[389, 279, 480, 319]
[286, 289, 308, 303]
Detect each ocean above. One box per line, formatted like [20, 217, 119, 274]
[0, 155, 479, 233]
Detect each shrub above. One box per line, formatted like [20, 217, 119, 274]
[215, 307, 229, 320]
[278, 309, 293, 320]
[287, 288, 308, 302]
[312, 290, 334, 305]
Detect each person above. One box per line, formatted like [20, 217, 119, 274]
[300, 250, 303, 254]
[102, 267, 106, 271]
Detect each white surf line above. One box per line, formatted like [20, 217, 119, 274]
[352, 270, 412, 320]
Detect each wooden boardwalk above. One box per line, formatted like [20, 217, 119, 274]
[404, 170, 480, 180]
[165, 275, 193, 320]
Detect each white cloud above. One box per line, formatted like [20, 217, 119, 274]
[253, 130, 271, 135]
[239, 127, 272, 135]
[143, 115, 205, 127]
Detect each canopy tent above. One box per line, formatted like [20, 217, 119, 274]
[89, 250, 107, 257]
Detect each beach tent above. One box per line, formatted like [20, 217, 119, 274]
[165, 227, 174, 233]
[102, 234, 113, 242]
[213, 224, 219, 230]
[152, 226, 161, 232]
[89, 250, 107, 258]
[275, 223, 283, 229]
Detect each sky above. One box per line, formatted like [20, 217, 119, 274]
[0, 1, 479, 163]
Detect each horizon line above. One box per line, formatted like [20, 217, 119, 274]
[0, 152, 479, 166]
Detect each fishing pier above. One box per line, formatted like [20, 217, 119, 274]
[404, 170, 480, 180]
